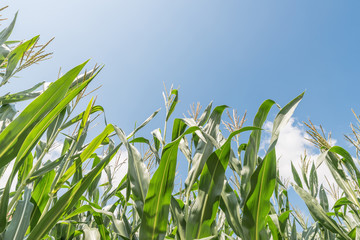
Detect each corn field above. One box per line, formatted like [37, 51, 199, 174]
[1, 6, 360, 240]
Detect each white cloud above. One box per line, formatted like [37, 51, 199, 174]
[262, 118, 339, 206]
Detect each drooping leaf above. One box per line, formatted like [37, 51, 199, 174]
[0, 12, 17, 46]
[0, 61, 88, 169]
[187, 127, 256, 239]
[219, 181, 243, 238]
[293, 184, 351, 240]
[27, 145, 120, 240]
[2, 36, 39, 85]
[4, 186, 34, 240]
[114, 127, 150, 216]
[185, 105, 227, 198]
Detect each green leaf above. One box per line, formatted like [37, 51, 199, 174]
[185, 105, 227, 197]
[60, 105, 104, 130]
[16, 74, 96, 169]
[198, 101, 213, 126]
[293, 184, 351, 239]
[242, 149, 277, 240]
[219, 181, 243, 237]
[0, 81, 44, 105]
[242, 93, 304, 240]
[0, 62, 89, 232]
[187, 127, 256, 239]
[170, 197, 186, 240]
[166, 89, 178, 121]
[0, 12, 17, 46]
[309, 162, 318, 197]
[2, 36, 39, 85]
[27, 145, 120, 240]
[0, 104, 16, 133]
[267, 215, 280, 240]
[240, 99, 275, 204]
[0, 61, 88, 169]
[291, 161, 302, 188]
[319, 185, 329, 212]
[319, 150, 360, 208]
[139, 126, 201, 240]
[328, 146, 360, 186]
[4, 186, 34, 240]
[114, 127, 150, 216]
[29, 170, 56, 230]
[77, 97, 94, 141]
[54, 124, 114, 193]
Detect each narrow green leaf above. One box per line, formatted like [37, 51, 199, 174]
[140, 126, 201, 240]
[27, 145, 120, 240]
[187, 127, 256, 239]
[293, 184, 351, 239]
[114, 127, 150, 216]
[185, 105, 227, 197]
[219, 181, 243, 237]
[0, 104, 16, 133]
[319, 150, 360, 208]
[166, 89, 178, 121]
[16, 76, 95, 168]
[198, 101, 213, 126]
[242, 149, 277, 240]
[291, 161, 303, 188]
[242, 92, 304, 239]
[54, 124, 114, 193]
[4, 186, 33, 240]
[319, 185, 329, 212]
[0, 12, 17, 46]
[2, 36, 39, 85]
[60, 105, 104, 130]
[0, 81, 44, 105]
[0, 61, 88, 169]
[77, 97, 94, 141]
[170, 196, 186, 240]
[309, 162, 318, 197]
[29, 170, 56, 230]
[240, 99, 275, 203]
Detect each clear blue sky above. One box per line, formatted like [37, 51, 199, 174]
[3, 0, 359, 227]
[2, 1, 360, 144]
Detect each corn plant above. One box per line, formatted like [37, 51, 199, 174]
[0, 6, 312, 240]
[290, 117, 360, 239]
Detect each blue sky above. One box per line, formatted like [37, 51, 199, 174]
[2, 0, 360, 220]
[2, 0, 360, 145]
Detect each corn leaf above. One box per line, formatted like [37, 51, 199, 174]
[27, 145, 120, 240]
[219, 181, 243, 237]
[4, 186, 33, 240]
[139, 125, 201, 240]
[187, 127, 257, 239]
[293, 185, 351, 239]
[240, 99, 275, 204]
[2, 36, 39, 85]
[114, 126, 150, 216]
[0, 61, 88, 169]
[0, 12, 17, 46]
[185, 105, 227, 197]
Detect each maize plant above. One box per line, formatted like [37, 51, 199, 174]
[0, 6, 327, 240]
[289, 116, 360, 240]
